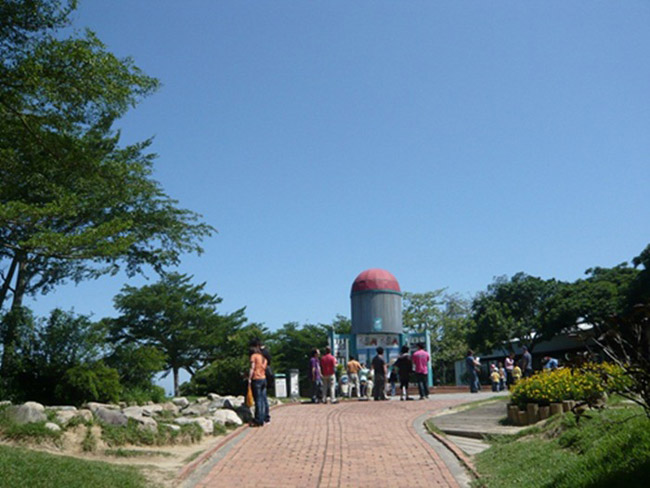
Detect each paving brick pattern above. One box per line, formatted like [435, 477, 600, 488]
[194, 397, 470, 488]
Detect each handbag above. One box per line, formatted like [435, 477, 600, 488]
[246, 383, 254, 407]
[265, 365, 275, 383]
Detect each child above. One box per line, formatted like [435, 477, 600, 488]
[512, 364, 522, 384]
[498, 362, 506, 391]
[490, 365, 500, 392]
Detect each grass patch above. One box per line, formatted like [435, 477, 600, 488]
[0, 407, 62, 444]
[0, 444, 149, 488]
[183, 449, 205, 463]
[101, 419, 203, 447]
[104, 448, 172, 458]
[474, 406, 650, 487]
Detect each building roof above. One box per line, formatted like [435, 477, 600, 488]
[351, 268, 401, 294]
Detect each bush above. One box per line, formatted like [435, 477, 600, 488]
[120, 386, 166, 405]
[181, 357, 248, 396]
[55, 362, 122, 406]
[100, 419, 203, 447]
[510, 362, 631, 409]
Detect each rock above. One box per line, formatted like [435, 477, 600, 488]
[175, 416, 214, 435]
[122, 406, 158, 431]
[77, 409, 93, 423]
[85, 402, 119, 412]
[9, 402, 47, 424]
[45, 422, 61, 432]
[207, 393, 222, 401]
[224, 396, 244, 410]
[94, 406, 128, 426]
[122, 406, 145, 418]
[46, 405, 77, 412]
[181, 403, 209, 416]
[0, 400, 12, 407]
[160, 402, 180, 415]
[208, 398, 227, 410]
[142, 404, 163, 416]
[195, 397, 208, 404]
[172, 397, 189, 408]
[55, 410, 78, 426]
[212, 409, 243, 426]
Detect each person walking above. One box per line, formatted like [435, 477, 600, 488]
[504, 352, 515, 388]
[346, 356, 362, 398]
[466, 350, 480, 393]
[521, 346, 533, 378]
[394, 345, 414, 401]
[248, 342, 268, 427]
[309, 348, 323, 403]
[498, 362, 507, 392]
[371, 347, 387, 401]
[412, 343, 430, 399]
[321, 346, 337, 403]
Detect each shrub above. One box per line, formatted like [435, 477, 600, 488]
[510, 362, 631, 409]
[121, 385, 166, 405]
[55, 362, 122, 406]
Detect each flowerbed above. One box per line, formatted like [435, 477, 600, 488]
[510, 362, 631, 410]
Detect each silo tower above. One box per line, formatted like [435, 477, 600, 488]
[350, 268, 403, 335]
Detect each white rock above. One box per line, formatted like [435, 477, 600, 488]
[46, 405, 77, 412]
[172, 397, 189, 408]
[9, 402, 46, 424]
[55, 410, 78, 425]
[142, 404, 163, 416]
[160, 423, 181, 432]
[207, 393, 222, 401]
[174, 416, 214, 435]
[45, 422, 61, 432]
[224, 396, 244, 410]
[181, 403, 209, 416]
[212, 409, 243, 426]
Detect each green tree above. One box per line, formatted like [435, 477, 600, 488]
[109, 273, 246, 396]
[402, 291, 471, 384]
[468, 273, 561, 353]
[0, 1, 214, 377]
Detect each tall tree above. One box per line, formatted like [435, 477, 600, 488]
[468, 273, 561, 353]
[0, 1, 214, 375]
[109, 273, 246, 396]
[402, 291, 471, 384]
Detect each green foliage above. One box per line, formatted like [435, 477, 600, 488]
[181, 356, 248, 397]
[109, 273, 248, 396]
[402, 291, 471, 384]
[120, 386, 167, 406]
[0, 408, 61, 443]
[104, 343, 166, 393]
[474, 406, 650, 487]
[0, 444, 148, 488]
[100, 419, 202, 447]
[509, 363, 631, 409]
[55, 362, 122, 406]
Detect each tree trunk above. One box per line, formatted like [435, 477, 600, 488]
[0, 254, 18, 311]
[173, 366, 179, 397]
[1, 256, 28, 376]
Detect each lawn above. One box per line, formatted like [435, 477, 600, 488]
[474, 405, 650, 488]
[0, 445, 150, 488]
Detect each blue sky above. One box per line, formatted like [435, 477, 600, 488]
[30, 1, 650, 334]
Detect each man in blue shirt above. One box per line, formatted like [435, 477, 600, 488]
[543, 356, 559, 370]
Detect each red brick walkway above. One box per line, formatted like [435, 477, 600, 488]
[192, 397, 470, 488]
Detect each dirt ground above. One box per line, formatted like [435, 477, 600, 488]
[2, 426, 233, 488]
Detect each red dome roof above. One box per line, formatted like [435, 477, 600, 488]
[351, 269, 401, 294]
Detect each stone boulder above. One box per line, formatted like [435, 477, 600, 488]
[94, 406, 128, 426]
[175, 416, 214, 435]
[122, 406, 158, 432]
[207, 393, 222, 401]
[9, 402, 47, 424]
[208, 398, 227, 410]
[85, 402, 120, 412]
[224, 396, 244, 410]
[45, 422, 61, 433]
[172, 397, 189, 409]
[160, 402, 180, 415]
[181, 403, 209, 417]
[212, 409, 243, 426]
[142, 404, 163, 416]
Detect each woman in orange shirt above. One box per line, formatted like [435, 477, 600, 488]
[248, 343, 268, 427]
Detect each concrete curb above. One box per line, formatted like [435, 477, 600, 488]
[424, 422, 481, 482]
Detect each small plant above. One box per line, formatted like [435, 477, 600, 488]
[82, 427, 97, 452]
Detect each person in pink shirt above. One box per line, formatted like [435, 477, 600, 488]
[412, 342, 430, 399]
[320, 346, 338, 403]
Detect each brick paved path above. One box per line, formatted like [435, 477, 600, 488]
[191, 396, 473, 488]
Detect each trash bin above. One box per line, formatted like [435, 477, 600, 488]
[274, 373, 287, 398]
[289, 369, 300, 398]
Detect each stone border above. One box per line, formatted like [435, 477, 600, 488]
[422, 419, 480, 482]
